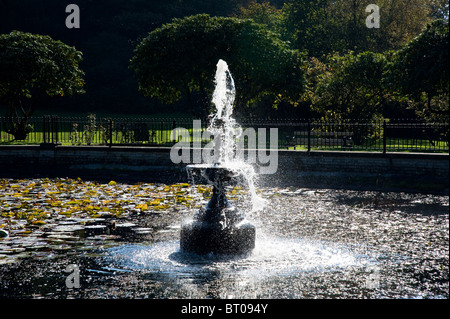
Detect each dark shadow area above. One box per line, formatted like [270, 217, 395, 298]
[0, 165, 187, 185]
[332, 191, 449, 216]
[1, 163, 448, 196]
[258, 171, 449, 196]
[168, 249, 252, 266]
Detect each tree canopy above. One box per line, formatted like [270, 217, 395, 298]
[0, 0, 243, 115]
[390, 19, 449, 118]
[302, 19, 449, 122]
[281, 0, 434, 57]
[130, 14, 305, 117]
[305, 51, 388, 121]
[0, 31, 85, 139]
[0, 31, 85, 100]
[0, 0, 448, 120]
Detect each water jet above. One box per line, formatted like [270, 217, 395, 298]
[180, 60, 257, 255]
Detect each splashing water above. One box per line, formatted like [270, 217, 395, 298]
[211, 59, 235, 123]
[207, 59, 266, 212]
[208, 59, 238, 164]
[104, 238, 376, 281]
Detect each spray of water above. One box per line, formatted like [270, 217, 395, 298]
[208, 59, 266, 212]
[211, 59, 235, 122]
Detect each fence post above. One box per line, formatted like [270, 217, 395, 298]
[109, 118, 113, 148]
[53, 115, 59, 144]
[383, 120, 387, 154]
[50, 116, 54, 143]
[173, 120, 177, 144]
[307, 120, 311, 152]
[42, 116, 47, 144]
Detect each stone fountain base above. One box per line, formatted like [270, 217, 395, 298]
[180, 218, 255, 255]
[181, 164, 256, 255]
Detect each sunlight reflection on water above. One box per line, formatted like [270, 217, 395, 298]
[105, 237, 377, 279]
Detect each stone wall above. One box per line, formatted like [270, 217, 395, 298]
[0, 145, 182, 183]
[0, 145, 448, 193]
[268, 150, 448, 192]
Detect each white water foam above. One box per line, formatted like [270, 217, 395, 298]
[205, 59, 267, 212]
[105, 238, 375, 279]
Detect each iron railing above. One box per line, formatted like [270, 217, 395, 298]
[1, 116, 448, 153]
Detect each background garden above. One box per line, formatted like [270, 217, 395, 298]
[0, 1, 448, 302]
[0, 0, 448, 151]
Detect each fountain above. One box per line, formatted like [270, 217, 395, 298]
[1, 63, 447, 300]
[180, 60, 256, 255]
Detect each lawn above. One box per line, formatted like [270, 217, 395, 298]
[1, 113, 448, 153]
[284, 138, 448, 153]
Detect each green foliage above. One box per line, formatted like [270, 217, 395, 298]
[234, 0, 288, 40]
[301, 17, 449, 123]
[0, 0, 243, 115]
[0, 31, 85, 101]
[283, 0, 332, 56]
[307, 51, 388, 121]
[130, 14, 305, 116]
[389, 19, 449, 119]
[283, 0, 433, 57]
[0, 1, 446, 121]
[0, 31, 85, 139]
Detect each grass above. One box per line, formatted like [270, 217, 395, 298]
[284, 138, 448, 153]
[2, 129, 448, 153]
[1, 130, 175, 146]
[1, 126, 211, 146]
[1, 112, 448, 152]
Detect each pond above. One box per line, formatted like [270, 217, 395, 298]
[0, 178, 448, 299]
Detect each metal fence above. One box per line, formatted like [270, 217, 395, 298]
[1, 115, 448, 153]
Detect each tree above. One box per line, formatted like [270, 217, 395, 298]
[389, 20, 449, 120]
[0, 0, 246, 115]
[234, 0, 287, 40]
[302, 51, 398, 145]
[130, 14, 305, 117]
[283, 0, 332, 57]
[283, 0, 433, 57]
[0, 31, 85, 139]
[374, 0, 433, 51]
[308, 51, 388, 121]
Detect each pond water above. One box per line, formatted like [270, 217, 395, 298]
[0, 178, 448, 299]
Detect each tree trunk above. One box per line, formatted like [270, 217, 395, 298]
[4, 97, 36, 140]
